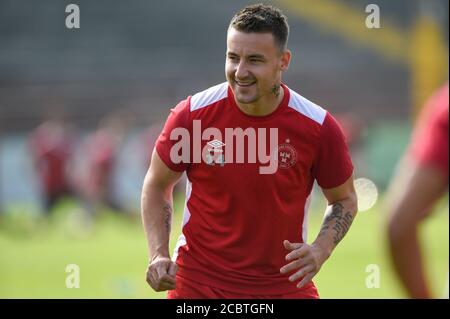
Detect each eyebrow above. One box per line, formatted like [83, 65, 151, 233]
[248, 54, 265, 59]
[227, 52, 266, 59]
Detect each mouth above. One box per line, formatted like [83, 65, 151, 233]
[235, 80, 256, 87]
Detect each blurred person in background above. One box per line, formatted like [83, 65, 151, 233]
[79, 111, 131, 217]
[141, 122, 164, 168]
[29, 111, 76, 215]
[386, 82, 449, 298]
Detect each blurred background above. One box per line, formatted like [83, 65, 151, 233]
[0, 0, 448, 298]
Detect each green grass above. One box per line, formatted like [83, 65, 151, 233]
[310, 197, 449, 298]
[0, 194, 447, 298]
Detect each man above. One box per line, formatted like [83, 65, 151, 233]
[79, 112, 128, 216]
[141, 4, 358, 298]
[29, 117, 75, 214]
[386, 82, 448, 299]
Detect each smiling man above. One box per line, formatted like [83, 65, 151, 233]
[141, 4, 358, 299]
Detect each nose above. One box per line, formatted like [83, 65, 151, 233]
[235, 61, 249, 80]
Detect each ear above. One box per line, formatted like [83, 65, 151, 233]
[280, 50, 291, 71]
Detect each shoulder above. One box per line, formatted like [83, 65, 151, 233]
[165, 82, 228, 128]
[286, 87, 327, 126]
[414, 82, 449, 137]
[189, 82, 229, 112]
[426, 83, 448, 126]
[286, 86, 347, 143]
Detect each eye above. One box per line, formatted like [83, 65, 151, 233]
[249, 58, 264, 63]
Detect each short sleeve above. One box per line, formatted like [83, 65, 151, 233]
[313, 112, 354, 189]
[155, 99, 191, 172]
[409, 84, 449, 176]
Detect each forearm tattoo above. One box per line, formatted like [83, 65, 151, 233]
[162, 202, 173, 234]
[318, 202, 354, 245]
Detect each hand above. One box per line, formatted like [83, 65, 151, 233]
[146, 255, 178, 291]
[280, 240, 328, 289]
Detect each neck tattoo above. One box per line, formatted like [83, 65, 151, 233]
[271, 84, 281, 98]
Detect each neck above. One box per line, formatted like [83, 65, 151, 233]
[236, 84, 284, 117]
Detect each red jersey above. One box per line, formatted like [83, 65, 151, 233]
[409, 82, 449, 177]
[84, 129, 117, 196]
[29, 121, 73, 195]
[155, 82, 353, 294]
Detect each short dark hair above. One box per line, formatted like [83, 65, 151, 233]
[229, 4, 289, 51]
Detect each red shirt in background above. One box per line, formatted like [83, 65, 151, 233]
[84, 129, 117, 198]
[409, 82, 449, 177]
[29, 121, 73, 196]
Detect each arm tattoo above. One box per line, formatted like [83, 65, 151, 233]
[162, 202, 173, 234]
[318, 202, 354, 245]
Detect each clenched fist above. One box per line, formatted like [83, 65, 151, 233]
[146, 255, 178, 291]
